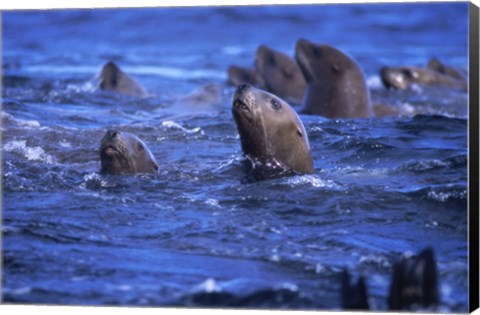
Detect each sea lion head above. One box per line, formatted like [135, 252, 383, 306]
[380, 66, 424, 90]
[232, 84, 313, 179]
[381, 65, 466, 91]
[227, 65, 259, 87]
[294, 38, 372, 118]
[98, 61, 148, 97]
[255, 45, 306, 103]
[295, 39, 361, 83]
[427, 58, 464, 80]
[100, 130, 158, 175]
[99, 61, 121, 90]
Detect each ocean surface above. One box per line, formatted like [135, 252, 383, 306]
[1, 2, 469, 311]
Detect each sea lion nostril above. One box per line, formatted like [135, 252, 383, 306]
[237, 83, 251, 93]
[107, 130, 119, 138]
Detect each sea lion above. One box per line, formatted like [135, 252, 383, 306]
[380, 66, 467, 90]
[98, 61, 148, 97]
[255, 45, 306, 104]
[427, 58, 465, 81]
[341, 269, 370, 310]
[100, 130, 158, 175]
[227, 65, 259, 87]
[172, 83, 225, 114]
[232, 83, 313, 180]
[388, 248, 439, 310]
[295, 39, 374, 118]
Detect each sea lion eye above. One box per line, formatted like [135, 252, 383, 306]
[268, 55, 276, 66]
[137, 143, 144, 151]
[282, 68, 293, 78]
[271, 99, 282, 110]
[311, 46, 322, 58]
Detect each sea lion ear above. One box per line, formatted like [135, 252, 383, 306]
[282, 67, 294, 78]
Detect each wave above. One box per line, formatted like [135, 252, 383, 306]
[21, 65, 226, 80]
[3, 140, 56, 164]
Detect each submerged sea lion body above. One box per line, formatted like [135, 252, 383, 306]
[99, 61, 148, 97]
[255, 45, 306, 104]
[427, 58, 465, 81]
[100, 130, 158, 175]
[172, 83, 225, 115]
[232, 84, 313, 180]
[295, 39, 373, 118]
[380, 66, 467, 90]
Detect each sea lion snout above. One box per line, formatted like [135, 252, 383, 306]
[380, 67, 395, 89]
[232, 84, 253, 113]
[295, 38, 310, 51]
[100, 130, 122, 157]
[236, 83, 252, 94]
[380, 67, 417, 90]
[105, 130, 119, 140]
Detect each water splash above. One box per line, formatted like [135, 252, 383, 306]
[3, 140, 56, 164]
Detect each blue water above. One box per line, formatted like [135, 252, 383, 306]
[2, 3, 469, 311]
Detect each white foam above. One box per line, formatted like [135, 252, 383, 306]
[17, 119, 41, 129]
[411, 83, 423, 93]
[205, 198, 221, 208]
[427, 189, 466, 203]
[66, 81, 97, 93]
[59, 140, 72, 148]
[213, 155, 242, 172]
[366, 75, 383, 89]
[222, 45, 244, 56]
[2, 225, 20, 234]
[358, 254, 391, 268]
[3, 140, 56, 164]
[2, 111, 42, 129]
[193, 278, 222, 293]
[79, 173, 119, 190]
[278, 282, 299, 292]
[399, 102, 416, 115]
[161, 120, 202, 134]
[287, 174, 338, 188]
